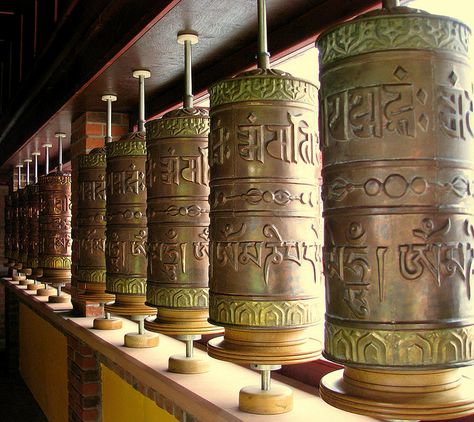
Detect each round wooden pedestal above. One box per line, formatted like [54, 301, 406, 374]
[49, 294, 70, 303]
[320, 368, 474, 421]
[93, 317, 122, 330]
[12, 274, 26, 282]
[19, 279, 34, 286]
[37, 287, 56, 296]
[124, 332, 159, 348]
[239, 385, 293, 415]
[168, 355, 210, 374]
[27, 283, 44, 291]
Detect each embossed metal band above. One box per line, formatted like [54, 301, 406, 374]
[76, 268, 106, 283]
[325, 321, 474, 367]
[209, 74, 318, 108]
[146, 116, 209, 138]
[318, 14, 471, 66]
[78, 152, 106, 168]
[39, 174, 71, 185]
[106, 140, 146, 158]
[209, 295, 320, 328]
[146, 286, 209, 308]
[40, 255, 72, 269]
[106, 275, 146, 294]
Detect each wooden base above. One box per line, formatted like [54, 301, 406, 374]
[12, 275, 26, 282]
[37, 287, 56, 296]
[239, 385, 293, 415]
[168, 355, 210, 374]
[49, 294, 70, 303]
[124, 332, 159, 348]
[19, 279, 34, 286]
[320, 367, 474, 421]
[93, 317, 122, 330]
[26, 283, 44, 291]
[105, 294, 157, 317]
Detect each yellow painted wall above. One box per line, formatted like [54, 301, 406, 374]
[101, 364, 177, 422]
[19, 303, 68, 422]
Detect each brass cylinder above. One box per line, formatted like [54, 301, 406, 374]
[10, 190, 20, 266]
[4, 192, 12, 268]
[26, 184, 40, 276]
[207, 69, 323, 365]
[145, 107, 221, 335]
[73, 148, 112, 302]
[18, 187, 30, 271]
[318, 6, 474, 419]
[38, 171, 72, 286]
[104, 132, 156, 317]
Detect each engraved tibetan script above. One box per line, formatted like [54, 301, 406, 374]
[159, 146, 208, 186]
[79, 179, 106, 201]
[438, 84, 474, 141]
[237, 112, 318, 165]
[107, 167, 146, 195]
[325, 83, 416, 143]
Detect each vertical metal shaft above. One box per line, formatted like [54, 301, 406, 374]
[34, 154, 39, 183]
[45, 146, 50, 175]
[17, 166, 22, 189]
[185, 339, 193, 358]
[184, 40, 193, 109]
[25, 160, 30, 185]
[257, 0, 270, 70]
[138, 75, 146, 132]
[58, 137, 63, 172]
[138, 318, 144, 335]
[383, 0, 400, 8]
[107, 99, 112, 141]
[261, 369, 271, 391]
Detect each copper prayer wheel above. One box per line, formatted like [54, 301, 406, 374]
[18, 187, 30, 272]
[73, 148, 113, 302]
[104, 132, 156, 317]
[10, 190, 20, 268]
[145, 107, 221, 337]
[38, 171, 72, 287]
[207, 68, 323, 365]
[4, 192, 12, 270]
[318, 5, 474, 420]
[26, 184, 40, 275]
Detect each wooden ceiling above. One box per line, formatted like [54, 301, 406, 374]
[0, 0, 379, 182]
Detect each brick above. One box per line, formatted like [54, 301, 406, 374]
[78, 343, 94, 357]
[85, 123, 105, 136]
[164, 398, 174, 415]
[80, 395, 100, 409]
[173, 405, 184, 421]
[74, 354, 98, 371]
[111, 125, 129, 136]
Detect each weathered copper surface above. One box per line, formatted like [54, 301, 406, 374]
[26, 184, 40, 274]
[38, 171, 72, 285]
[318, 6, 474, 420]
[73, 148, 112, 302]
[104, 132, 156, 317]
[10, 190, 20, 265]
[18, 187, 30, 269]
[145, 107, 220, 335]
[4, 193, 12, 266]
[207, 68, 323, 364]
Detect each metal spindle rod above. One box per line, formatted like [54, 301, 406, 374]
[185, 339, 193, 358]
[55, 132, 66, 172]
[261, 369, 271, 391]
[177, 31, 198, 109]
[17, 165, 22, 189]
[132, 70, 151, 132]
[32, 152, 40, 184]
[138, 318, 145, 335]
[25, 159, 31, 185]
[383, 0, 400, 8]
[257, 0, 270, 70]
[101, 95, 117, 143]
[43, 144, 52, 175]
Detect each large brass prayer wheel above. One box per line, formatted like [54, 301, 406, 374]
[104, 132, 156, 317]
[318, 6, 474, 420]
[4, 193, 12, 268]
[18, 187, 30, 271]
[74, 148, 112, 302]
[26, 184, 40, 275]
[207, 69, 323, 364]
[145, 108, 220, 335]
[10, 190, 20, 266]
[38, 171, 72, 286]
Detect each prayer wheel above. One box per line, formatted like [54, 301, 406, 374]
[37, 170, 72, 298]
[104, 129, 158, 345]
[318, 4, 474, 420]
[207, 2, 322, 413]
[74, 148, 112, 302]
[145, 32, 221, 373]
[10, 189, 20, 270]
[26, 184, 40, 274]
[18, 186, 30, 274]
[4, 192, 12, 271]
